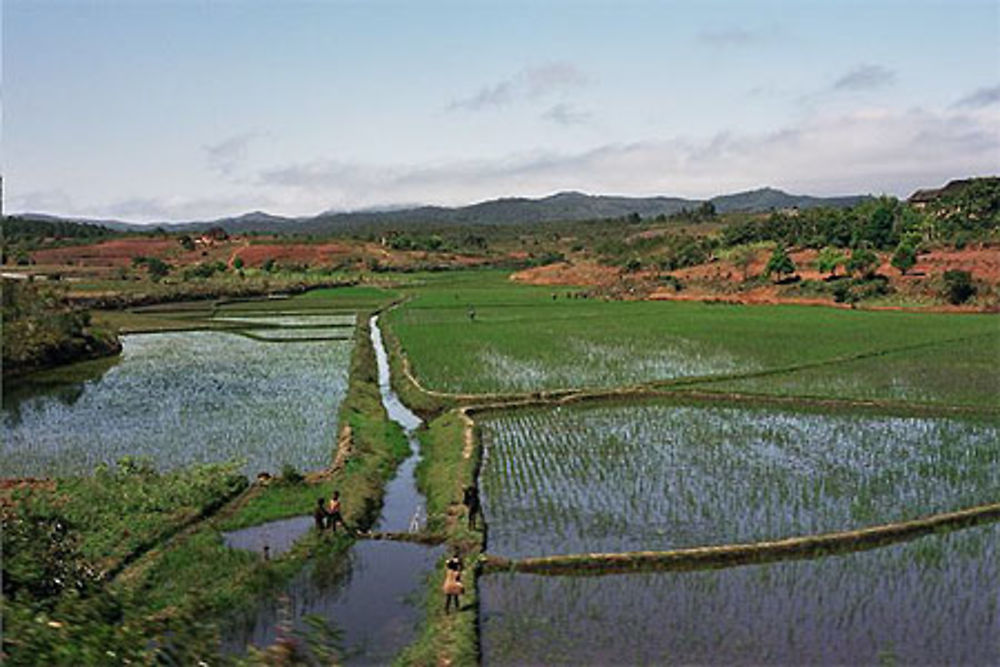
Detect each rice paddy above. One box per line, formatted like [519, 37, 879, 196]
[479, 401, 1000, 558]
[388, 275, 1000, 402]
[480, 521, 1000, 665]
[1, 329, 351, 476]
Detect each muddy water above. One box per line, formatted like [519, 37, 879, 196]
[223, 316, 437, 662]
[223, 516, 315, 558]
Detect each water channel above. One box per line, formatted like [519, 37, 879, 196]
[223, 315, 440, 663]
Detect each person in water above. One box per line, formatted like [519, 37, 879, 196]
[327, 490, 347, 532]
[313, 497, 329, 530]
[443, 549, 464, 614]
[463, 485, 481, 530]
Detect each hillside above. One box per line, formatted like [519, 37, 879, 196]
[6, 187, 870, 237]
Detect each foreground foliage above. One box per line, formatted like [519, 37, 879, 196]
[2, 280, 120, 378]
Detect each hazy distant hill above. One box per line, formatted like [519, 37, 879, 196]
[709, 187, 868, 213]
[6, 187, 870, 236]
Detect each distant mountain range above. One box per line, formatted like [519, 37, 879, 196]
[10, 187, 870, 235]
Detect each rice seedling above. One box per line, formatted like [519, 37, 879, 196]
[479, 401, 1000, 558]
[480, 522, 1000, 665]
[1, 330, 352, 476]
[386, 275, 999, 399]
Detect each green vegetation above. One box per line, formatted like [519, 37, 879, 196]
[2, 279, 120, 378]
[397, 413, 483, 665]
[764, 245, 796, 280]
[1, 461, 247, 664]
[942, 269, 977, 304]
[1, 329, 353, 477]
[479, 401, 1000, 558]
[480, 523, 1000, 665]
[700, 332, 1000, 408]
[386, 273, 998, 399]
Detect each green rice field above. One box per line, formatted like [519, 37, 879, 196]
[480, 521, 1000, 665]
[479, 401, 1000, 558]
[388, 275, 999, 404]
[1, 330, 351, 477]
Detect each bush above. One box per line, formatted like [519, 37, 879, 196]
[657, 274, 684, 292]
[942, 270, 976, 304]
[764, 246, 795, 281]
[280, 463, 305, 485]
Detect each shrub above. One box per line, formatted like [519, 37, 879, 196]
[764, 246, 795, 281]
[280, 463, 305, 485]
[942, 270, 976, 304]
[890, 241, 917, 275]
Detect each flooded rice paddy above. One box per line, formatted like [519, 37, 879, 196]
[224, 316, 437, 662]
[481, 521, 1000, 665]
[1, 329, 351, 477]
[225, 540, 441, 663]
[480, 402, 1000, 558]
[477, 337, 752, 393]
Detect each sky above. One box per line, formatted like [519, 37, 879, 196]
[3, 0, 999, 223]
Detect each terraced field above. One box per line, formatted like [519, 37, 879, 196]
[479, 401, 1000, 558]
[481, 521, 1000, 665]
[385, 273, 999, 665]
[388, 274, 999, 405]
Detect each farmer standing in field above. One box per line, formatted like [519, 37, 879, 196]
[463, 485, 481, 530]
[443, 549, 464, 614]
[327, 490, 347, 532]
[313, 497, 328, 530]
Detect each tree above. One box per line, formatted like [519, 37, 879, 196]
[729, 246, 756, 281]
[233, 256, 244, 270]
[890, 241, 917, 275]
[846, 248, 878, 278]
[178, 235, 195, 251]
[764, 246, 795, 281]
[815, 247, 846, 278]
[942, 270, 976, 304]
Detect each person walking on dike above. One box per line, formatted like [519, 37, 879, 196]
[463, 485, 481, 530]
[327, 490, 347, 533]
[313, 497, 329, 531]
[443, 549, 464, 614]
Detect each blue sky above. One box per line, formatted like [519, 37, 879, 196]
[4, 0, 999, 222]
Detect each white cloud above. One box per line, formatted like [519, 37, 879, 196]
[15, 108, 996, 222]
[8, 189, 75, 215]
[832, 64, 896, 91]
[542, 103, 590, 126]
[203, 131, 260, 176]
[698, 25, 781, 47]
[450, 62, 589, 111]
[953, 84, 1000, 109]
[259, 107, 999, 209]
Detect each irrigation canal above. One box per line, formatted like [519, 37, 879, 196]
[223, 315, 441, 662]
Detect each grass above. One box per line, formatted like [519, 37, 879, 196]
[384, 272, 998, 405]
[1, 310, 417, 663]
[695, 332, 1000, 408]
[394, 412, 483, 665]
[115, 312, 413, 612]
[2, 461, 247, 577]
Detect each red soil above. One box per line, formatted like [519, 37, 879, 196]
[514, 245, 1000, 312]
[510, 261, 620, 286]
[232, 242, 353, 268]
[31, 239, 180, 267]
